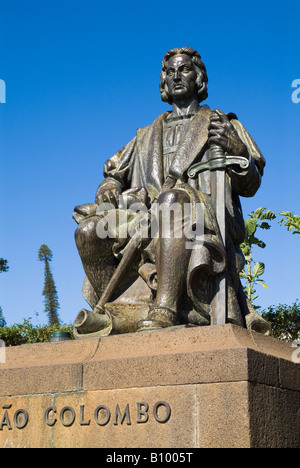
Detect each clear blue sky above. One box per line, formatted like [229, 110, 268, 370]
[0, 0, 299, 326]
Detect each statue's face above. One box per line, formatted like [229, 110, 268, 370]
[165, 54, 198, 102]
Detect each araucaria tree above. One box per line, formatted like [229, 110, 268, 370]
[0, 258, 9, 274]
[38, 245, 60, 326]
[0, 258, 9, 327]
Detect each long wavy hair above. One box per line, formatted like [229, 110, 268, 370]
[159, 47, 208, 104]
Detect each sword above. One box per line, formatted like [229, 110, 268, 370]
[188, 144, 249, 325]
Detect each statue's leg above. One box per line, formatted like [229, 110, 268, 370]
[138, 189, 192, 329]
[75, 216, 117, 302]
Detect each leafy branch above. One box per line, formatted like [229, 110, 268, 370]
[240, 208, 276, 307]
[279, 211, 300, 235]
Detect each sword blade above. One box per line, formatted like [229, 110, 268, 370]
[210, 147, 227, 326]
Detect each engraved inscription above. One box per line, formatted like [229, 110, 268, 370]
[0, 401, 171, 431]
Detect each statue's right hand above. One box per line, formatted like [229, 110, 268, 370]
[96, 182, 122, 208]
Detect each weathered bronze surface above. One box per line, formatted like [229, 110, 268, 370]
[73, 47, 270, 338]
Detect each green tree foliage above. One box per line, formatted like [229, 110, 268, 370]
[240, 208, 276, 306]
[38, 245, 60, 326]
[263, 213, 300, 340]
[0, 258, 9, 273]
[279, 211, 300, 235]
[262, 301, 300, 342]
[0, 318, 73, 346]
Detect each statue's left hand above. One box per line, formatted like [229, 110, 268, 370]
[208, 109, 248, 156]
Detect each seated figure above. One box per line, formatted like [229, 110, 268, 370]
[73, 47, 270, 337]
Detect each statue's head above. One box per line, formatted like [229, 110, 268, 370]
[160, 47, 208, 105]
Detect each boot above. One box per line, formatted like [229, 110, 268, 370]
[137, 306, 178, 331]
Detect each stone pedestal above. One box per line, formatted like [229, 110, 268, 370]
[0, 324, 299, 448]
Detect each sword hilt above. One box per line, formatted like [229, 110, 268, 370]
[187, 144, 249, 179]
[209, 143, 226, 159]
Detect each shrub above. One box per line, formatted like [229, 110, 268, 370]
[0, 318, 73, 346]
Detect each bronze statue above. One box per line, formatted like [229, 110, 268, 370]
[73, 47, 270, 338]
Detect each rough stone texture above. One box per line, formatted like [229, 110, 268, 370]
[0, 324, 299, 448]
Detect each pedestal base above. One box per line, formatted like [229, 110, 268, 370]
[0, 324, 299, 448]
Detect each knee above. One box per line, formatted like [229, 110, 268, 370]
[75, 217, 99, 250]
[158, 189, 189, 206]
